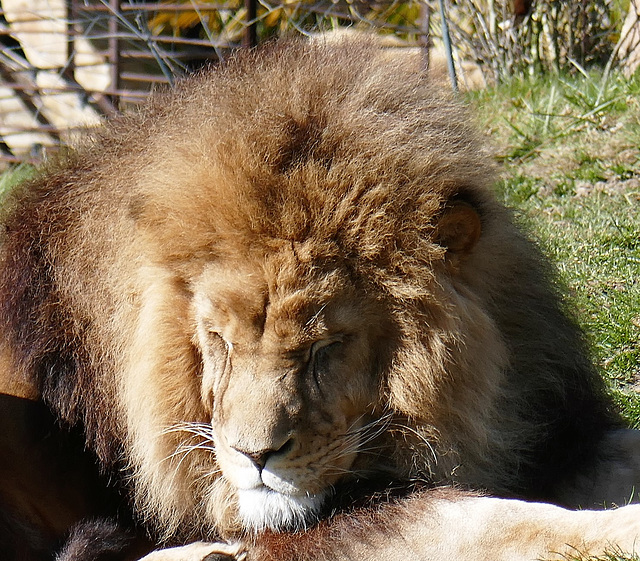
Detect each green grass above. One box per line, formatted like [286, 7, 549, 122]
[0, 163, 31, 191]
[468, 70, 640, 427]
[0, 163, 33, 210]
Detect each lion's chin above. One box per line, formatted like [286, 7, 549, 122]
[236, 487, 327, 532]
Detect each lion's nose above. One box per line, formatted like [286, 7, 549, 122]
[235, 447, 271, 469]
[232, 438, 294, 470]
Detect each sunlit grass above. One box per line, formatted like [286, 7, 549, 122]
[468, 70, 640, 427]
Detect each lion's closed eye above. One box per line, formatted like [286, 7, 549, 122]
[199, 329, 233, 401]
[309, 338, 343, 385]
[310, 338, 343, 360]
[207, 331, 232, 355]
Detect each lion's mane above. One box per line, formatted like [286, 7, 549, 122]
[0, 38, 616, 543]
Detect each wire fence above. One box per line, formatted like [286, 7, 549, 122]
[0, 0, 632, 165]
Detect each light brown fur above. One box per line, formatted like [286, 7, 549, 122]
[1, 36, 639, 561]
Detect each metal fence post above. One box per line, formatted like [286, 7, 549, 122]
[243, 0, 258, 48]
[109, 0, 121, 107]
[67, 0, 76, 78]
[438, 0, 458, 92]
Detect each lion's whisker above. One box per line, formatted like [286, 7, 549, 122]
[156, 428, 218, 478]
[387, 422, 438, 464]
[194, 467, 223, 484]
[162, 422, 215, 443]
[168, 442, 216, 461]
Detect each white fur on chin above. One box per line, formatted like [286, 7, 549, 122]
[236, 488, 326, 532]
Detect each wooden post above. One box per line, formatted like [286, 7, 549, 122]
[619, 0, 640, 77]
[419, 1, 431, 71]
[66, 0, 75, 77]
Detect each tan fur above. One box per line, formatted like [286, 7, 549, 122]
[1, 36, 638, 561]
[0, 343, 37, 400]
[138, 492, 640, 561]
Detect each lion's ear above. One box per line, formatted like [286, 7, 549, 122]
[436, 200, 482, 255]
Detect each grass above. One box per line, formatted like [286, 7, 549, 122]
[467, 70, 640, 427]
[0, 163, 32, 202]
[563, 552, 640, 561]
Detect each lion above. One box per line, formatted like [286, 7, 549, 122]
[1, 36, 640, 561]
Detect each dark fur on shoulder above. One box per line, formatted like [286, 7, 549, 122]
[56, 519, 152, 561]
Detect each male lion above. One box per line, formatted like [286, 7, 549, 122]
[1, 37, 640, 561]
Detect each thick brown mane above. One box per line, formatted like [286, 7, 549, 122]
[0, 37, 619, 558]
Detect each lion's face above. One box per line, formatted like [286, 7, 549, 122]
[192, 248, 390, 531]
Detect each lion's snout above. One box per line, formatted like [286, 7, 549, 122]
[214, 414, 339, 494]
[213, 415, 342, 531]
[215, 405, 296, 471]
[220, 430, 301, 494]
[212, 391, 365, 531]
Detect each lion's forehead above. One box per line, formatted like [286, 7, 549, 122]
[193, 246, 368, 349]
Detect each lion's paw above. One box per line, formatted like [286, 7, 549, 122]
[138, 541, 245, 561]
